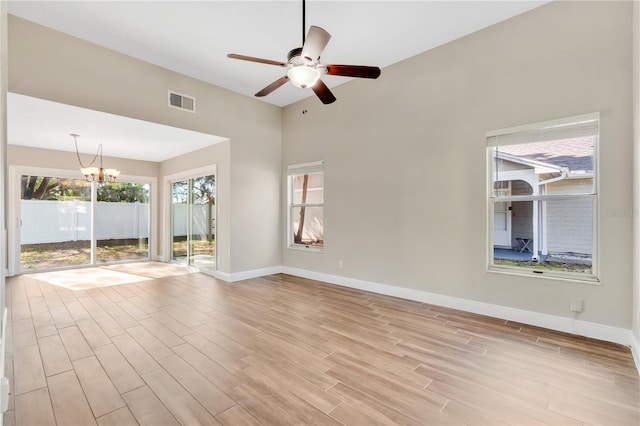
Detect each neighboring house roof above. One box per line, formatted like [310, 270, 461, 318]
[498, 136, 594, 174]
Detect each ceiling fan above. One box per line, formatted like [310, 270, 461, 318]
[227, 0, 381, 104]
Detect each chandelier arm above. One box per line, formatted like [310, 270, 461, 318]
[73, 136, 99, 168]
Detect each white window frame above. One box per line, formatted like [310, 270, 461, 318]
[287, 161, 324, 251]
[486, 113, 599, 283]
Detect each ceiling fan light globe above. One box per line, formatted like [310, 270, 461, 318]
[287, 66, 321, 89]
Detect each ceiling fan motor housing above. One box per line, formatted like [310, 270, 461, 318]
[287, 47, 307, 64]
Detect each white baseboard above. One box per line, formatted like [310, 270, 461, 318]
[631, 332, 640, 375]
[281, 266, 633, 347]
[207, 264, 635, 355]
[1, 308, 8, 414]
[214, 271, 232, 281]
[216, 266, 283, 283]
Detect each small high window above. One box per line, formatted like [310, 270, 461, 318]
[288, 161, 324, 250]
[487, 113, 598, 282]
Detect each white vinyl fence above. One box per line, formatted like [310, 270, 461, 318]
[171, 204, 215, 239]
[21, 200, 215, 245]
[21, 200, 150, 244]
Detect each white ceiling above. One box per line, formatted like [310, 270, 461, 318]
[6, 0, 549, 161]
[8, 93, 226, 162]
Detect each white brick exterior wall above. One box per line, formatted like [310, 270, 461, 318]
[546, 178, 593, 255]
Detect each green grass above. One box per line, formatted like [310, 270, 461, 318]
[21, 239, 149, 270]
[493, 258, 592, 274]
[171, 239, 215, 257]
[20, 238, 216, 271]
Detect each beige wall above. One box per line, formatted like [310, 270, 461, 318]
[8, 145, 160, 177]
[1, 0, 8, 380]
[282, 1, 633, 328]
[8, 15, 282, 274]
[633, 0, 640, 347]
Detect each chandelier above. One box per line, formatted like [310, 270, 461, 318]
[72, 134, 120, 182]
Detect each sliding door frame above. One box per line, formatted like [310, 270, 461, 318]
[8, 165, 157, 275]
[163, 164, 217, 274]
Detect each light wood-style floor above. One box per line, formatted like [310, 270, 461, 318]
[3, 269, 640, 425]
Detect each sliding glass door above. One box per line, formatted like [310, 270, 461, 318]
[96, 182, 150, 263]
[20, 175, 92, 271]
[190, 176, 216, 270]
[170, 174, 215, 272]
[171, 180, 188, 261]
[19, 174, 151, 272]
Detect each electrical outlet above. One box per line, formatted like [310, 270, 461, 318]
[570, 300, 583, 313]
[218, 256, 223, 266]
[338, 260, 344, 269]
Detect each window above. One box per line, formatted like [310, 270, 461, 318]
[486, 113, 598, 282]
[288, 161, 324, 249]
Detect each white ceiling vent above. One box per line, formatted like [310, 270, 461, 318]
[168, 91, 195, 112]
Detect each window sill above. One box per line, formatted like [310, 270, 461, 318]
[487, 265, 600, 285]
[288, 244, 323, 253]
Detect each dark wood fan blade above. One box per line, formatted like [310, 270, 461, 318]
[311, 79, 336, 104]
[255, 76, 289, 97]
[228, 54, 286, 67]
[301, 26, 331, 61]
[325, 64, 381, 79]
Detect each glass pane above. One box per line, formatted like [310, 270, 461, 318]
[492, 135, 595, 197]
[493, 200, 511, 247]
[492, 199, 593, 275]
[292, 206, 323, 247]
[511, 180, 533, 196]
[171, 180, 188, 262]
[494, 211, 507, 231]
[189, 175, 216, 271]
[20, 176, 92, 271]
[494, 181, 509, 190]
[171, 175, 216, 271]
[292, 172, 323, 204]
[96, 182, 150, 263]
